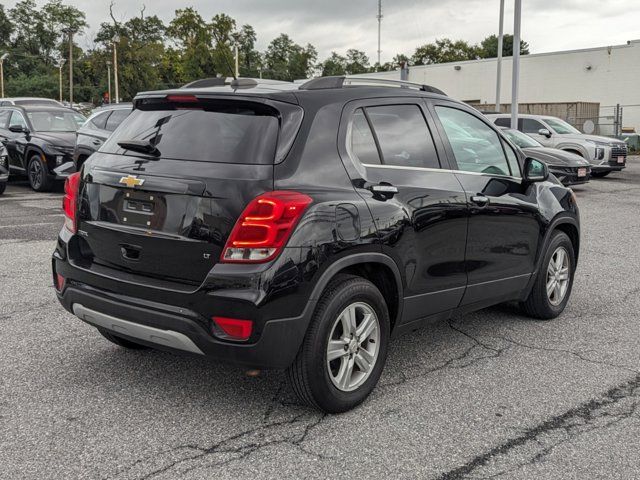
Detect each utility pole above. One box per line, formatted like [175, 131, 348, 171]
[510, 0, 522, 129]
[106, 60, 112, 104]
[56, 59, 65, 102]
[234, 43, 239, 78]
[377, 0, 383, 69]
[62, 28, 76, 105]
[112, 35, 120, 104]
[495, 0, 505, 112]
[0, 53, 8, 98]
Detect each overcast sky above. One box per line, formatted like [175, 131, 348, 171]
[5, 0, 640, 62]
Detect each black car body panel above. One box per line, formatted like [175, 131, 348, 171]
[53, 83, 580, 369]
[0, 105, 85, 180]
[521, 146, 591, 185]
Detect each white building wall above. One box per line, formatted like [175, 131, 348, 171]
[364, 40, 640, 132]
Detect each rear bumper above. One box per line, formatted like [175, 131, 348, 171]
[56, 280, 308, 369]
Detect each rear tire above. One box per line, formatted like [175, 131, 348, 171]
[97, 328, 152, 350]
[287, 274, 390, 413]
[0, 182, 5, 195]
[520, 231, 575, 319]
[27, 154, 54, 192]
[591, 171, 611, 178]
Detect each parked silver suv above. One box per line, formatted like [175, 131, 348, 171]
[486, 113, 627, 177]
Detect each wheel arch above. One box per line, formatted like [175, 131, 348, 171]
[306, 253, 404, 332]
[522, 214, 580, 299]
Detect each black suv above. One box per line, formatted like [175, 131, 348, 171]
[0, 105, 86, 191]
[52, 77, 580, 413]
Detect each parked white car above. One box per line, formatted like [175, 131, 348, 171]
[485, 113, 627, 177]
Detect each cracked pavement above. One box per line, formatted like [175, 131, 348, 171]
[2, 159, 640, 479]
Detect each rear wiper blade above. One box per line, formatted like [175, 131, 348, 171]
[117, 140, 160, 157]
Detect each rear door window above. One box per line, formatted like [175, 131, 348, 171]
[349, 108, 381, 165]
[494, 117, 511, 128]
[365, 105, 440, 169]
[102, 100, 279, 164]
[520, 118, 545, 133]
[105, 109, 130, 132]
[89, 111, 110, 130]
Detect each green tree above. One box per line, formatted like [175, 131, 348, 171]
[0, 5, 14, 48]
[412, 38, 480, 65]
[236, 24, 262, 78]
[264, 34, 317, 81]
[167, 7, 215, 81]
[321, 52, 347, 76]
[345, 49, 370, 74]
[210, 13, 236, 77]
[479, 34, 530, 58]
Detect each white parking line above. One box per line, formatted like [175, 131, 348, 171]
[0, 222, 58, 228]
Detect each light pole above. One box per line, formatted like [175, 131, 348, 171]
[106, 60, 112, 104]
[495, 0, 505, 111]
[112, 34, 120, 104]
[0, 53, 8, 98]
[56, 59, 66, 102]
[510, 0, 522, 129]
[62, 27, 77, 105]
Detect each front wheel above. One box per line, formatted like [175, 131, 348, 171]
[591, 171, 611, 178]
[0, 182, 6, 195]
[520, 231, 575, 319]
[27, 154, 54, 192]
[287, 274, 390, 413]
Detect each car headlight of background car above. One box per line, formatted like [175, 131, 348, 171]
[0, 154, 7, 170]
[42, 144, 66, 165]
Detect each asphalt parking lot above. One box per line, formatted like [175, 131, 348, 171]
[1, 161, 639, 480]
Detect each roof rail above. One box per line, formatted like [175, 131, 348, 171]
[181, 77, 292, 89]
[298, 75, 446, 96]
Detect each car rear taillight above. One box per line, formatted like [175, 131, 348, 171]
[62, 172, 81, 233]
[212, 317, 253, 341]
[221, 191, 312, 263]
[54, 273, 65, 292]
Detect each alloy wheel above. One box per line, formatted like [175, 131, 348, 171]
[326, 302, 380, 392]
[29, 158, 43, 190]
[546, 246, 570, 306]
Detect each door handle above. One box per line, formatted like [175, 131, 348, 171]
[92, 139, 102, 145]
[368, 183, 398, 199]
[471, 195, 490, 206]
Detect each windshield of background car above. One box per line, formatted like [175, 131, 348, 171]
[27, 111, 86, 132]
[504, 129, 542, 148]
[545, 118, 581, 135]
[101, 99, 279, 164]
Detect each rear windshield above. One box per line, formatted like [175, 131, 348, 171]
[101, 99, 279, 164]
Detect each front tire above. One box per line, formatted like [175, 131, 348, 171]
[0, 182, 6, 195]
[521, 231, 575, 319]
[27, 154, 54, 192]
[287, 274, 390, 413]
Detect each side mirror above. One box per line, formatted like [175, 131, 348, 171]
[524, 157, 549, 183]
[538, 128, 552, 138]
[9, 125, 28, 134]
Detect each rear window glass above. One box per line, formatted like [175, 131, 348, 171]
[101, 100, 279, 164]
[105, 109, 130, 131]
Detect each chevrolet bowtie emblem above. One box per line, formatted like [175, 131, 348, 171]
[119, 175, 145, 188]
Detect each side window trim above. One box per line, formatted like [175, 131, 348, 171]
[361, 108, 384, 164]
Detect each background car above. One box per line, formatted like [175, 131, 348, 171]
[0, 97, 64, 107]
[0, 105, 86, 191]
[487, 113, 627, 177]
[500, 127, 591, 185]
[73, 103, 132, 171]
[0, 142, 8, 195]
